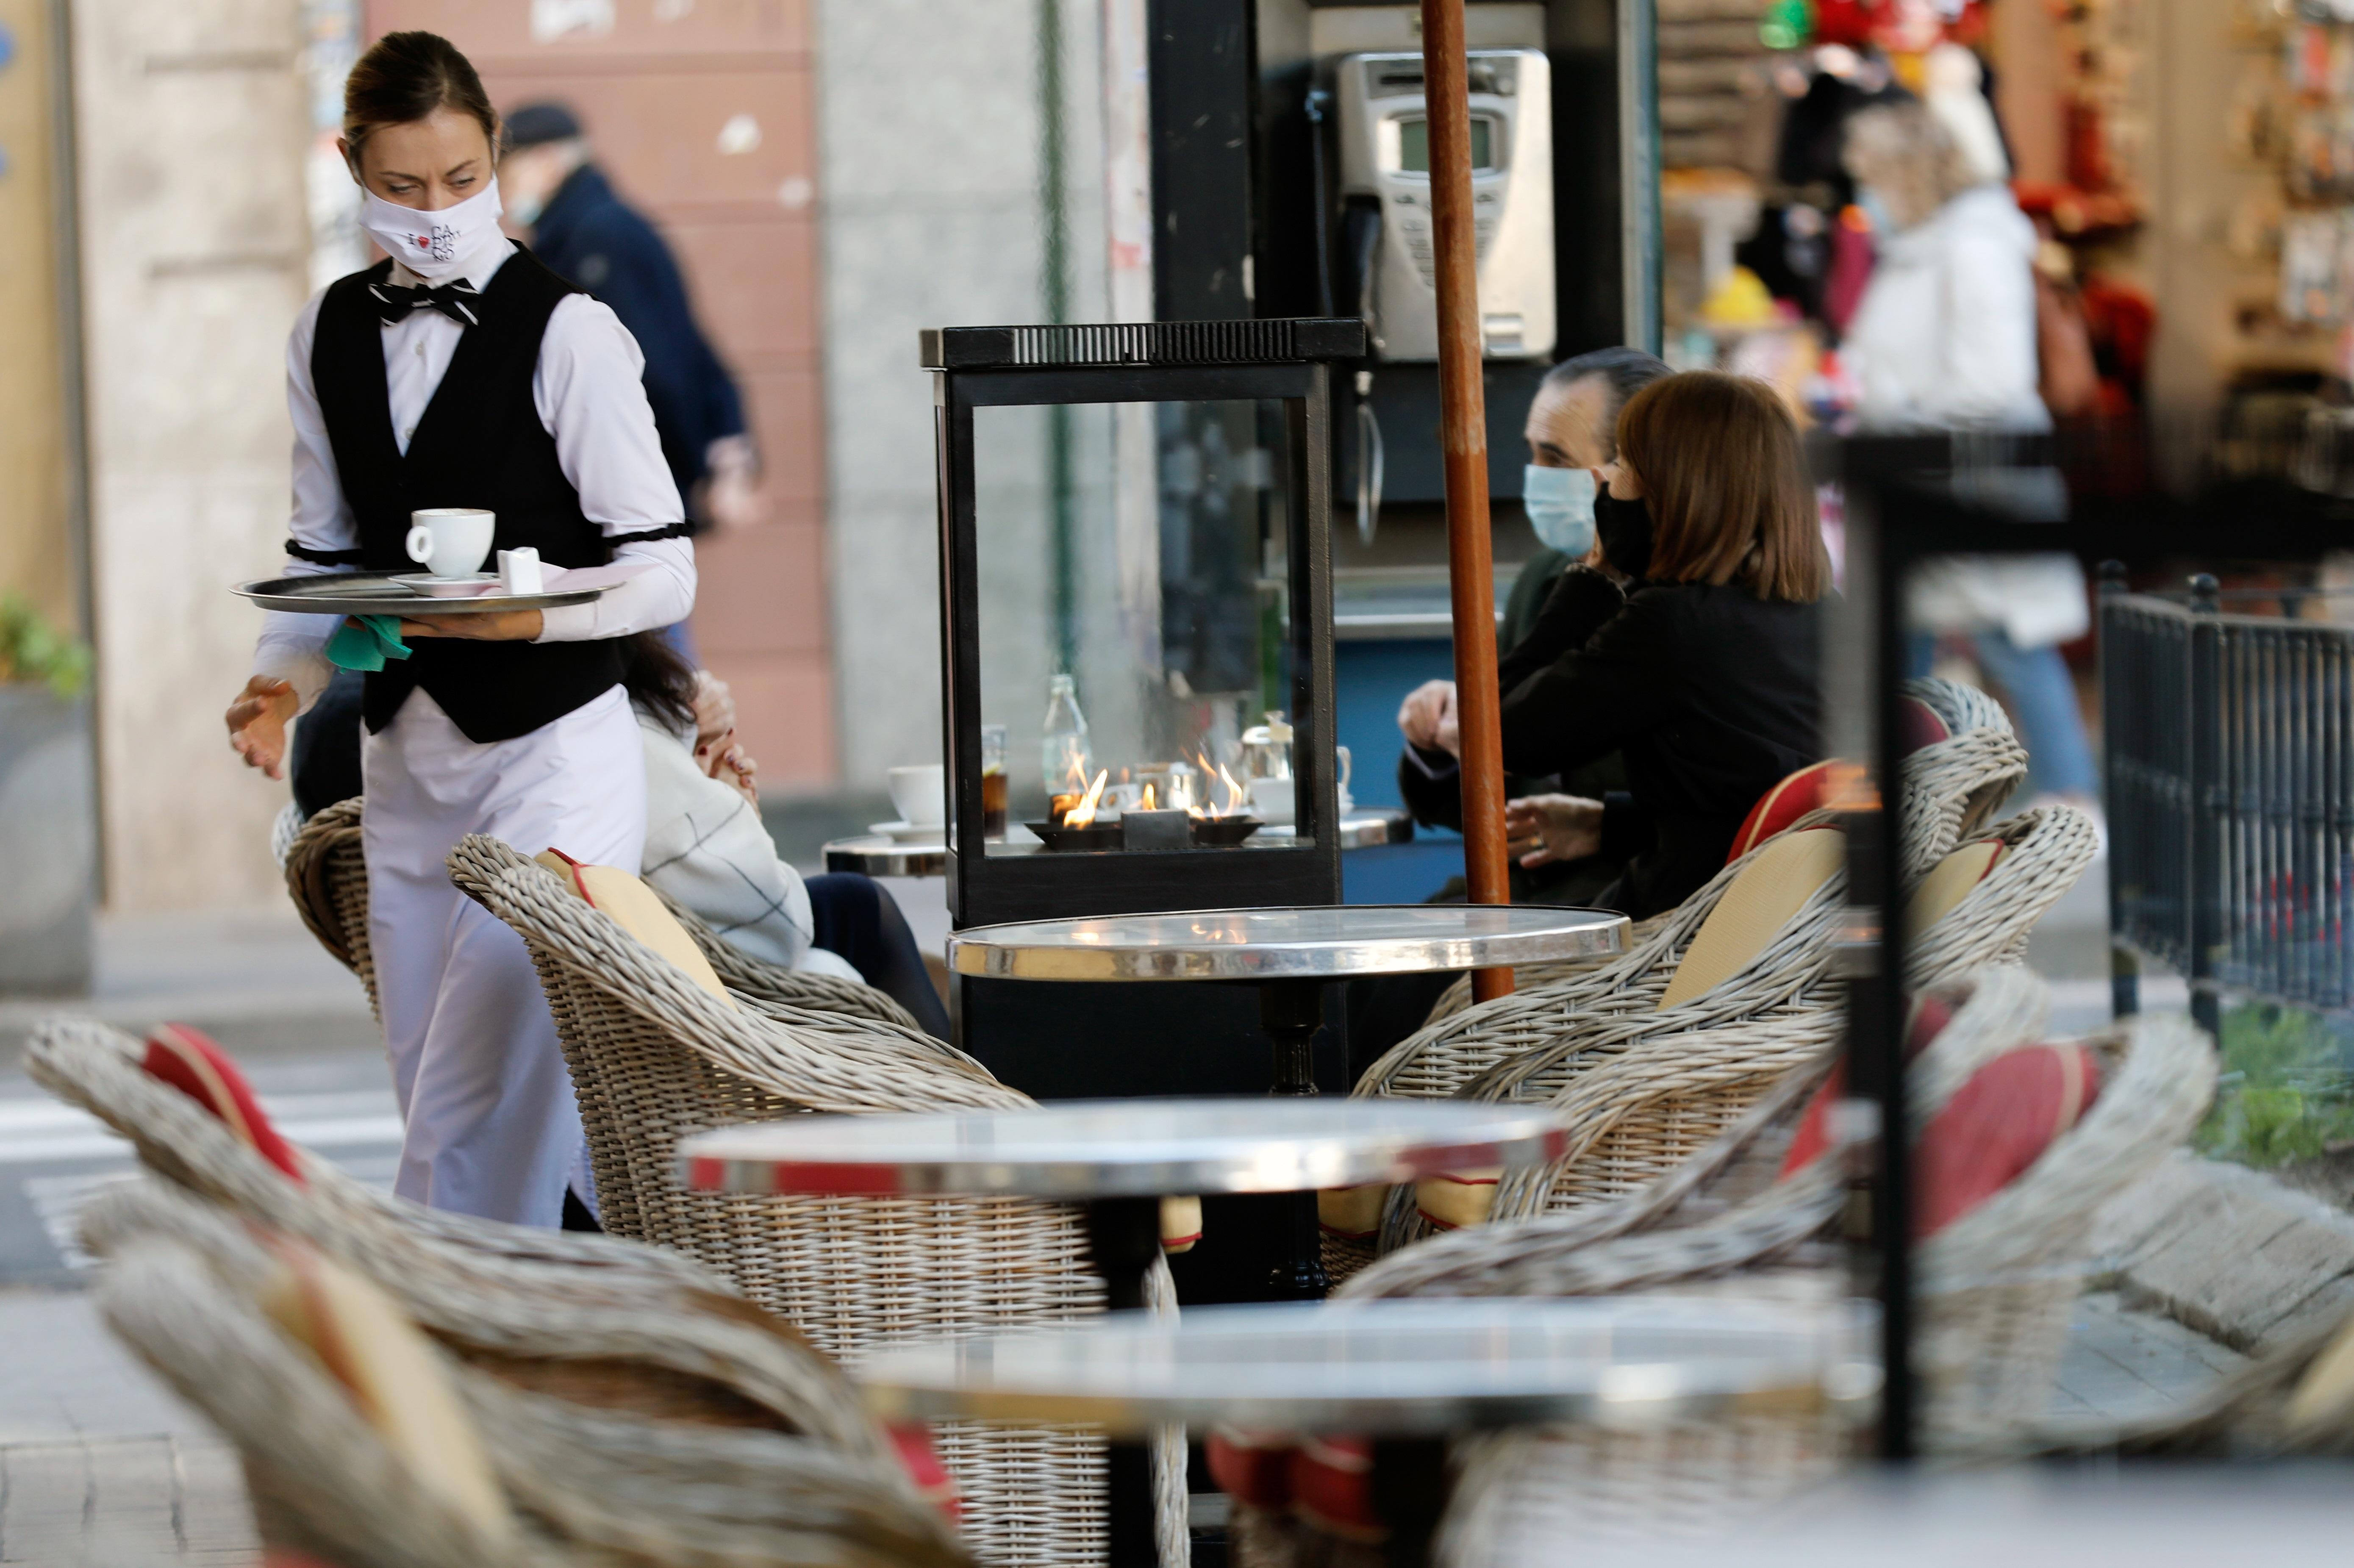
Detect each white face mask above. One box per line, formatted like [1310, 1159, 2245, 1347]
[361, 176, 504, 282]
[1521, 463, 1598, 556]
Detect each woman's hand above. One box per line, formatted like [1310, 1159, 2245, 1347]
[1505, 793, 1605, 868]
[697, 727, 759, 805]
[1398, 679, 1460, 757]
[397, 609, 545, 641]
[226, 677, 299, 780]
[691, 670, 738, 751]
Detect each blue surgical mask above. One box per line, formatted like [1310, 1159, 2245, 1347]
[1521, 464, 1597, 556]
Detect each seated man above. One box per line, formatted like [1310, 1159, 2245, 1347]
[1349, 349, 1668, 1078]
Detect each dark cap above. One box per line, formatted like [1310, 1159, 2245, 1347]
[503, 102, 583, 151]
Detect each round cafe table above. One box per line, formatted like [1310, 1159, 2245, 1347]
[857, 1297, 1879, 1568]
[948, 903, 1628, 1096]
[947, 904, 1627, 1299]
[679, 1096, 1569, 1310]
[683, 1098, 1577, 1568]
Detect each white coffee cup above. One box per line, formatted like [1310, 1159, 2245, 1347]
[405, 508, 496, 578]
[1248, 775, 1295, 826]
[888, 763, 946, 827]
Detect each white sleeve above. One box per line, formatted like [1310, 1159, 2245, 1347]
[528, 293, 697, 643]
[251, 291, 353, 715]
[636, 716, 817, 970]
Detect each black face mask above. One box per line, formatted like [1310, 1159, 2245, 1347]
[1593, 489, 1654, 581]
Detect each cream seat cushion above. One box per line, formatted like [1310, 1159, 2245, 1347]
[536, 848, 738, 1011]
[1905, 838, 2006, 933]
[258, 1241, 516, 1543]
[1655, 827, 1846, 1012]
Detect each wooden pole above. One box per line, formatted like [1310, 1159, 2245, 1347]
[1421, 0, 1514, 1003]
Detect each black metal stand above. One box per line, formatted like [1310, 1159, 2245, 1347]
[1371, 1437, 1449, 1568]
[1258, 979, 1331, 1300]
[1086, 1197, 1171, 1568]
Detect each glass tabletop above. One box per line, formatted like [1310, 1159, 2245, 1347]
[858, 1297, 1880, 1435]
[679, 1097, 1568, 1197]
[948, 904, 1628, 981]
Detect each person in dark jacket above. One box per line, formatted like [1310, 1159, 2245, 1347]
[1469, 370, 1829, 919]
[1394, 346, 1669, 907]
[1346, 369, 1824, 1086]
[499, 102, 761, 533]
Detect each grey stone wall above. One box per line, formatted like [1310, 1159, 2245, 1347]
[814, 0, 1108, 788]
[71, 0, 309, 910]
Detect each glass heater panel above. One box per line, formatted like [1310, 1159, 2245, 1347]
[970, 397, 1305, 856]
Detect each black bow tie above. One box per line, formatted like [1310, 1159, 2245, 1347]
[369, 278, 484, 327]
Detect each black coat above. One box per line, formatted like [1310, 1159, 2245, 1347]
[1496, 568, 1824, 917]
[1395, 563, 1631, 905]
[533, 165, 747, 502]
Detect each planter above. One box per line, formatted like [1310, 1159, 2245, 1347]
[0, 685, 95, 994]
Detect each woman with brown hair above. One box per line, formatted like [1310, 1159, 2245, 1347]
[223, 32, 694, 1227]
[1489, 370, 1829, 918]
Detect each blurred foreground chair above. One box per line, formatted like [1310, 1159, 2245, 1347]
[1347, 967, 2214, 1419]
[450, 834, 1185, 1568]
[97, 1218, 966, 1568]
[281, 796, 924, 1035]
[30, 1019, 902, 1457]
[1218, 970, 2216, 1568]
[1330, 803, 2101, 1278]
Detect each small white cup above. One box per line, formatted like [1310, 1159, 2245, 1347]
[405, 508, 495, 578]
[1335, 745, 1354, 815]
[1248, 775, 1295, 826]
[888, 763, 946, 827]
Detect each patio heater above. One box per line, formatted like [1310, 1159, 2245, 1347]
[924, 317, 1366, 1116]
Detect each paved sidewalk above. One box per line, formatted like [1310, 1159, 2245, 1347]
[0, 1290, 255, 1565]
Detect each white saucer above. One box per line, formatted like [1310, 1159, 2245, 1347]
[869, 820, 947, 843]
[393, 572, 499, 598]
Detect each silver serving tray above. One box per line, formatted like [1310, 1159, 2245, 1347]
[234, 573, 605, 616]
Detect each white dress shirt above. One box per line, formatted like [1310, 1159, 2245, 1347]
[253, 238, 696, 713]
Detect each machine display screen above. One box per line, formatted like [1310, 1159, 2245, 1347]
[1396, 115, 1494, 174]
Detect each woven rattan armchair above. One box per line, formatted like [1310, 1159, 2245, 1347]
[98, 1228, 968, 1568]
[285, 797, 378, 1019]
[1327, 973, 2215, 1567]
[1339, 804, 2102, 1273]
[81, 1173, 897, 1461]
[282, 796, 923, 1034]
[450, 833, 1165, 1568]
[1346, 969, 2216, 1429]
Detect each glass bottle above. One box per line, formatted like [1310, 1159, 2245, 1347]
[1041, 673, 1092, 801]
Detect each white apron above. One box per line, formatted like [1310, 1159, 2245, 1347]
[362, 682, 644, 1226]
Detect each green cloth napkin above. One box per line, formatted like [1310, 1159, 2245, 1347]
[325, 615, 412, 672]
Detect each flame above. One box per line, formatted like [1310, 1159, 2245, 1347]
[1189, 752, 1250, 818]
[1063, 769, 1110, 828]
[1139, 782, 1156, 812]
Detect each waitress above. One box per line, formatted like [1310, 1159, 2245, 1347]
[224, 31, 694, 1228]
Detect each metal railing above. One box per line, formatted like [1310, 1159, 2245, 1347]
[2103, 573, 2354, 1029]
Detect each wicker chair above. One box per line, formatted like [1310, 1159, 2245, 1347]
[97, 1227, 968, 1568]
[285, 797, 379, 1019]
[81, 1172, 899, 1461]
[282, 795, 924, 1035]
[25, 1021, 914, 1445]
[1413, 677, 2029, 1030]
[1340, 804, 2102, 1273]
[1332, 973, 2216, 1568]
[449, 833, 1170, 1568]
[1344, 968, 2218, 1435]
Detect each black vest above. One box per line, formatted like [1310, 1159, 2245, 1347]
[311, 250, 624, 743]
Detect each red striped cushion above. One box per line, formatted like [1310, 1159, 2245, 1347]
[142, 1024, 304, 1184]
